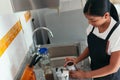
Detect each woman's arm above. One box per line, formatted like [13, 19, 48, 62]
[75, 47, 89, 64]
[70, 51, 120, 79]
[64, 47, 89, 66]
[85, 50, 120, 78]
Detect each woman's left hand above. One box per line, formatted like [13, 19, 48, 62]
[69, 69, 86, 79]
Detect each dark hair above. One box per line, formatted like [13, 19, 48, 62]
[83, 0, 119, 21]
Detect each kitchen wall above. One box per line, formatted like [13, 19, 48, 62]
[0, 9, 59, 80]
[44, 9, 88, 44]
[0, 0, 13, 15]
[29, 8, 88, 45]
[29, 0, 87, 45]
[0, 11, 33, 80]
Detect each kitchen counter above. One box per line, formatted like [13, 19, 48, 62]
[34, 61, 92, 80]
[15, 42, 92, 80]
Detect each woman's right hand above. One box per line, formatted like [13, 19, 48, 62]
[64, 57, 77, 67]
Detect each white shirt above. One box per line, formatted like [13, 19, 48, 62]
[86, 17, 120, 55]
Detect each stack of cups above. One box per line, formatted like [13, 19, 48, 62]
[55, 67, 69, 80]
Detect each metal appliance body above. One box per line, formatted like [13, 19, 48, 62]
[10, 0, 59, 12]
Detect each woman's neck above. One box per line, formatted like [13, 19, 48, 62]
[98, 17, 111, 33]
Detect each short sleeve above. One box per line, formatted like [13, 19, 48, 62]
[110, 36, 120, 52]
[109, 25, 120, 53]
[86, 24, 93, 35]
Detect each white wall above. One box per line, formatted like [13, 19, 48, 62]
[16, 12, 33, 48]
[44, 9, 88, 44]
[0, 11, 33, 80]
[0, 0, 13, 15]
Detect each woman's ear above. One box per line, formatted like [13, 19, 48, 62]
[103, 12, 110, 19]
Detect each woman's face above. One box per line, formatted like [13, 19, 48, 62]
[85, 14, 108, 27]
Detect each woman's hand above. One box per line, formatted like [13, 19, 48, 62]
[64, 57, 77, 67]
[69, 69, 86, 79]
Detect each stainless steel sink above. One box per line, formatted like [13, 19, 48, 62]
[33, 42, 92, 80]
[47, 43, 80, 67]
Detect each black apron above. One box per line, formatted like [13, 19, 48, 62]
[87, 21, 120, 80]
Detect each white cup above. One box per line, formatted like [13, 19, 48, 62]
[56, 70, 69, 80]
[66, 61, 77, 71]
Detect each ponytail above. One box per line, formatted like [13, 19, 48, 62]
[110, 3, 119, 21]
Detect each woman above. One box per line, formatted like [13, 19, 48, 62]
[65, 0, 120, 80]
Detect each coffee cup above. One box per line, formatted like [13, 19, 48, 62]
[66, 61, 77, 71]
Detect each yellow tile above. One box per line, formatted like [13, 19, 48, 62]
[24, 11, 31, 22]
[0, 21, 22, 57]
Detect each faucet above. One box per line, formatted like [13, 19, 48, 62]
[32, 27, 54, 51]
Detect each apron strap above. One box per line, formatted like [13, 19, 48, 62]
[90, 27, 95, 33]
[105, 21, 120, 40]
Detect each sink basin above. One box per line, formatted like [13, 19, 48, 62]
[47, 43, 80, 67]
